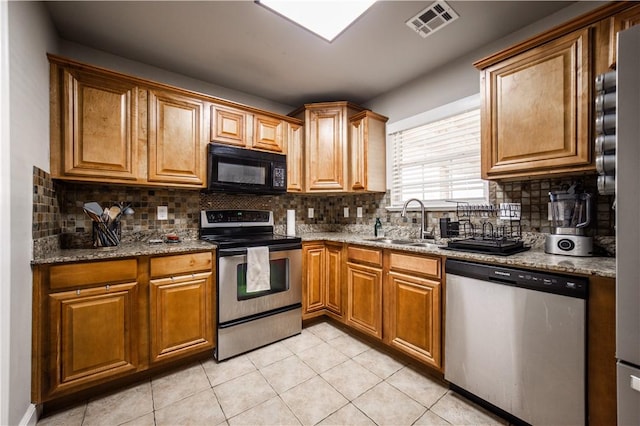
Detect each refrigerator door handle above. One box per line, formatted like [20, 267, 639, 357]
[631, 375, 640, 393]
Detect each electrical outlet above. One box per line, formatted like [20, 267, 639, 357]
[357, 207, 363, 218]
[308, 208, 314, 219]
[157, 206, 168, 220]
[343, 207, 349, 218]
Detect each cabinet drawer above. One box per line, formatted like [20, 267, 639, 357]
[49, 259, 138, 290]
[347, 246, 382, 267]
[150, 252, 213, 278]
[389, 252, 441, 279]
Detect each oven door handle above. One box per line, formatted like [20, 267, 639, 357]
[218, 242, 302, 257]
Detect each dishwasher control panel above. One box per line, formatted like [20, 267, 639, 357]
[446, 259, 588, 299]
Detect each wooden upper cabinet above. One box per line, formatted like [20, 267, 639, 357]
[307, 105, 346, 191]
[210, 105, 250, 147]
[55, 68, 139, 182]
[253, 114, 285, 153]
[286, 122, 304, 192]
[296, 102, 365, 192]
[608, 4, 640, 69]
[290, 101, 386, 193]
[349, 111, 388, 192]
[478, 28, 592, 180]
[148, 89, 206, 187]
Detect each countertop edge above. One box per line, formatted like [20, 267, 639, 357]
[300, 233, 616, 279]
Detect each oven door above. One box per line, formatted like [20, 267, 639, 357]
[217, 244, 301, 324]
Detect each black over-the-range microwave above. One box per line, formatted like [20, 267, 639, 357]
[207, 143, 287, 195]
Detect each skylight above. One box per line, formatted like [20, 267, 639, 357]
[258, 0, 376, 42]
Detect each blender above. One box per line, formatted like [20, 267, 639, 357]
[545, 190, 593, 256]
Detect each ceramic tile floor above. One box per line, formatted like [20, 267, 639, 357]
[37, 321, 507, 426]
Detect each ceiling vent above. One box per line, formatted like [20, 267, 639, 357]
[406, 1, 459, 38]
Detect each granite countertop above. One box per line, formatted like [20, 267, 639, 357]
[300, 232, 616, 279]
[31, 240, 215, 265]
[32, 232, 615, 278]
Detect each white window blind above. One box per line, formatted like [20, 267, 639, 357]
[390, 108, 487, 208]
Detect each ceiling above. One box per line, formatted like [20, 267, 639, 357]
[45, 1, 574, 107]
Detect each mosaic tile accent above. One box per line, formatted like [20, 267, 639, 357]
[33, 165, 615, 256]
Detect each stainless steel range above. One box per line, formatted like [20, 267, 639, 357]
[200, 210, 302, 361]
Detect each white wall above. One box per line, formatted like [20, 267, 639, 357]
[6, 1, 58, 424]
[58, 40, 296, 115]
[366, 1, 608, 124]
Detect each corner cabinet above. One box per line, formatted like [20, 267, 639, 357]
[290, 102, 388, 193]
[383, 251, 442, 370]
[477, 27, 592, 180]
[302, 242, 344, 320]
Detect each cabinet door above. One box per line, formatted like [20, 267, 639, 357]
[325, 243, 343, 317]
[349, 111, 387, 192]
[48, 282, 139, 394]
[287, 122, 304, 192]
[386, 271, 441, 369]
[306, 106, 346, 191]
[346, 262, 382, 339]
[149, 272, 214, 363]
[59, 69, 138, 181]
[253, 114, 284, 152]
[211, 105, 250, 147]
[608, 4, 640, 69]
[480, 28, 591, 179]
[303, 244, 325, 316]
[148, 90, 206, 186]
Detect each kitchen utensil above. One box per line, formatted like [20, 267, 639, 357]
[83, 202, 103, 217]
[108, 205, 121, 224]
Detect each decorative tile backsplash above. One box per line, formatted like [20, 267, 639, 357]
[33, 167, 615, 253]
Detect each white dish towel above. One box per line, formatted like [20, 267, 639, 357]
[246, 246, 271, 293]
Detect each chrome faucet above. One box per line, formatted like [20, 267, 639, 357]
[401, 198, 429, 239]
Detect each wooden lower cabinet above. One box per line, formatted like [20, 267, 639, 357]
[325, 242, 344, 316]
[149, 271, 214, 363]
[384, 251, 442, 370]
[346, 246, 383, 339]
[32, 250, 215, 404]
[47, 282, 139, 394]
[302, 242, 344, 319]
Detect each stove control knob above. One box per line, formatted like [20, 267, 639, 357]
[557, 239, 575, 251]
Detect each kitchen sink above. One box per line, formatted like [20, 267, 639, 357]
[363, 238, 415, 244]
[408, 242, 438, 247]
[363, 238, 438, 247]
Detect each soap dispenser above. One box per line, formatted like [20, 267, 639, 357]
[374, 218, 384, 237]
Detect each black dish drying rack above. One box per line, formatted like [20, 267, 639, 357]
[443, 202, 530, 255]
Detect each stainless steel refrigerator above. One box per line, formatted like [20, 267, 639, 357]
[616, 24, 640, 425]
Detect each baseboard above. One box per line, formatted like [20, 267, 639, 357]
[19, 403, 38, 426]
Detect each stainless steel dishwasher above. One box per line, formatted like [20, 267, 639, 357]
[445, 259, 587, 425]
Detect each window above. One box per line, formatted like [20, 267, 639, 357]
[389, 96, 487, 209]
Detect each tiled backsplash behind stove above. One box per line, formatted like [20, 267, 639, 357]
[33, 167, 615, 252]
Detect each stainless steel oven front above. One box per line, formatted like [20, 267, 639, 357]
[215, 243, 302, 361]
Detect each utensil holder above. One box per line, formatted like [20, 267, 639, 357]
[92, 221, 121, 247]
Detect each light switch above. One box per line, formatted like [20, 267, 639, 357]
[308, 208, 314, 219]
[157, 206, 168, 220]
[343, 207, 349, 218]
[357, 207, 363, 218]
